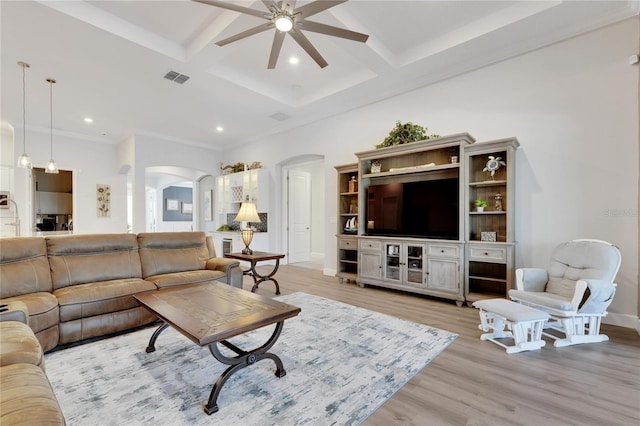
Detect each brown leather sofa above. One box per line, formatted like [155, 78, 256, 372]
[0, 231, 242, 352]
[0, 231, 242, 424]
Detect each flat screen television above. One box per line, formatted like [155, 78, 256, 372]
[366, 178, 459, 240]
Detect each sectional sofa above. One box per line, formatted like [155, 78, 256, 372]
[0, 231, 243, 424]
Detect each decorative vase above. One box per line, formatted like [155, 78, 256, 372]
[476, 206, 485, 212]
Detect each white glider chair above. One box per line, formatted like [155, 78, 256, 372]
[509, 239, 621, 347]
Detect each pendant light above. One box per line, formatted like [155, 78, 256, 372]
[16, 61, 32, 168]
[45, 78, 59, 174]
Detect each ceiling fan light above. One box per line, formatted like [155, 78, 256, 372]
[275, 14, 293, 32]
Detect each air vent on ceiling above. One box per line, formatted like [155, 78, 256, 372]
[163, 70, 190, 84]
[269, 112, 292, 122]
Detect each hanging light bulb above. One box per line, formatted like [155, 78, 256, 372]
[16, 61, 32, 169]
[45, 78, 59, 174]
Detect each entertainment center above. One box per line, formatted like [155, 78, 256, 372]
[335, 133, 519, 306]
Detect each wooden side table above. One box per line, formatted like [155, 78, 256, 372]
[224, 251, 286, 294]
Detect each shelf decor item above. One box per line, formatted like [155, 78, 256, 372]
[494, 192, 503, 211]
[475, 199, 488, 212]
[481, 232, 497, 242]
[370, 160, 381, 173]
[348, 176, 357, 193]
[375, 121, 439, 149]
[483, 155, 506, 179]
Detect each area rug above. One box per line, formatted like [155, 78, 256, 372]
[45, 292, 457, 425]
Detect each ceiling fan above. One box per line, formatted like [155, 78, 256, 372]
[193, 0, 369, 69]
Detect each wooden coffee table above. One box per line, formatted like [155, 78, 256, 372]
[134, 283, 301, 415]
[224, 251, 286, 294]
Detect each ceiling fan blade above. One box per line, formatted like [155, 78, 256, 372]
[294, 0, 347, 19]
[300, 20, 368, 43]
[268, 30, 286, 69]
[290, 30, 328, 68]
[193, 0, 268, 19]
[215, 22, 273, 47]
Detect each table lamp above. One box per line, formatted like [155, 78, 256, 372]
[234, 202, 261, 254]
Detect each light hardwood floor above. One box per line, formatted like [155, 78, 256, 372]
[246, 265, 640, 426]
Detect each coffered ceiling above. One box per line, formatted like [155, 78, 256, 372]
[1, 1, 638, 150]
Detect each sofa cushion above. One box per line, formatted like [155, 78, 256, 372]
[0, 322, 44, 369]
[0, 363, 65, 425]
[58, 307, 157, 345]
[54, 278, 156, 322]
[47, 234, 142, 290]
[546, 240, 621, 298]
[138, 232, 209, 278]
[0, 237, 53, 298]
[1, 292, 59, 334]
[145, 270, 227, 289]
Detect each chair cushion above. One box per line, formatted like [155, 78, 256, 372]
[546, 240, 620, 298]
[54, 278, 156, 322]
[473, 299, 549, 322]
[509, 289, 575, 311]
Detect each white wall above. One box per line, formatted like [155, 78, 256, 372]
[128, 133, 222, 233]
[12, 129, 128, 234]
[221, 18, 639, 327]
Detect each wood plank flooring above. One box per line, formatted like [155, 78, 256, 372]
[247, 265, 640, 426]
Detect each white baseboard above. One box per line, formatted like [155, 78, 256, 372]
[603, 312, 639, 330]
[324, 268, 337, 277]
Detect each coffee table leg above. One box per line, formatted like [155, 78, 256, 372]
[204, 321, 286, 415]
[250, 259, 281, 295]
[145, 322, 169, 353]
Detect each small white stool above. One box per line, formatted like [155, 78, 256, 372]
[473, 299, 550, 354]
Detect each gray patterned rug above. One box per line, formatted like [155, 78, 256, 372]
[45, 292, 457, 425]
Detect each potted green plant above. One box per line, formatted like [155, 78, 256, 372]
[376, 121, 439, 149]
[474, 199, 488, 212]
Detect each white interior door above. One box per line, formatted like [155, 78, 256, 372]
[288, 170, 311, 263]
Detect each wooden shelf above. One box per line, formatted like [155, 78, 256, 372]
[340, 192, 358, 196]
[362, 163, 459, 179]
[340, 260, 358, 265]
[465, 292, 505, 301]
[469, 211, 506, 215]
[468, 275, 507, 283]
[469, 180, 507, 187]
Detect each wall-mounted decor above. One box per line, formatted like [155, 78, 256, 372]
[96, 184, 110, 217]
[181, 202, 193, 214]
[0, 191, 9, 209]
[203, 190, 213, 221]
[166, 199, 179, 211]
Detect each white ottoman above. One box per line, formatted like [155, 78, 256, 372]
[473, 299, 550, 354]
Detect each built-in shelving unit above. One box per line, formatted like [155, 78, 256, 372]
[464, 138, 519, 304]
[333, 133, 518, 306]
[335, 163, 359, 283]
[351, 134, 474, 304]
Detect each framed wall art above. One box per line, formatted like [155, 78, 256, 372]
[166, 198, 179, 211]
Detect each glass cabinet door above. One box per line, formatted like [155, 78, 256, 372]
[405, 244, 425, 285]
[384, 243, 401, 281]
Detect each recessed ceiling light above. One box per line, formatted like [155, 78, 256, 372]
[289, 56, 299, 65]
[84, 117, 93, 123]
[216, 126, 224, 132]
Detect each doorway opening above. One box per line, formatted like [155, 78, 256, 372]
[32, 167, 73, 232]
[281, 156, 325, 270]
